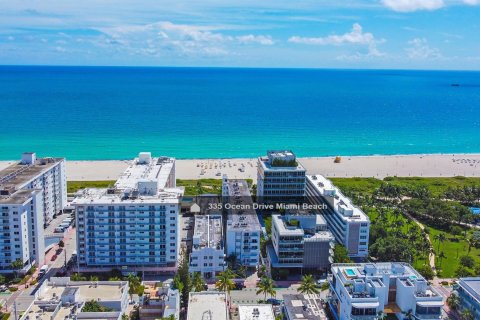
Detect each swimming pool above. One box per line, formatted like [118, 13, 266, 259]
[345, 268, 356, 277]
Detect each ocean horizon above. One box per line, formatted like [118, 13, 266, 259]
[1, 65, 480, 160]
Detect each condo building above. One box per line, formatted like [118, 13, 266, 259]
[0, 152, 66, 273]
[257, 150, 306, 204]
[306, 175, 370, 259]
[0, 152, 66, 226]
[222, 176, 261, 267]
[329, 263, 443, 320]
[454, 277, 480, 320]
[72, 152, 183, 272]
[189, 214, 226, 278]
[268, 213, 334, 271]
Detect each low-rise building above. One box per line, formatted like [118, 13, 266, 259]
[72, 152, 183, 273]
[257, 150, 306, 204]
[306, 175, 370, 259]
[190, 214, 226, 278]
[455, 277, 480, 320]
[19, 277, 129, 320]
[141, 280, 180, 320]
[238, 304, 275, 320]
[283, 294, 327, 320]
[269, 213, 334, 271]
[329, 263, 443, 320]
[222, 175, 261, 267]
[187, 291, 228, 320]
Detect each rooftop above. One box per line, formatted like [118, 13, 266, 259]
[283, 294, 327, 320]
[224, 179, 261, 232]
[193, 215, 223, 250]
[115, 153, 174, 190]
[0, 189, 40, 205]
[258, 150, 305, 171]
[0, 154, 64, 191]
[238, 305, 275, 320]
[72, 153, 183, 205]
[187, 291, 228, 320]
[307, 175, 369, 223]
[458, 277, 480, 304]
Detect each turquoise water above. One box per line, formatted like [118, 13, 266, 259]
[1, 66, 480, 160]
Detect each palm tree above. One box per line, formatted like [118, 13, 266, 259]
[466, 238, 478, 255]
[460, 309, 474, 320]
[127, 273, 141, 300]
[297, 274, 319, 295]
[256, 277, 276, 301]
[215, 269, 236, 296]
[437, 251, 446, 269]
[446, 293, 460, 310]
[434, 233, 446, 252]
[191, 272, 206, 292]
[403, 309, 414, 320]
[11, 259, 24, 278]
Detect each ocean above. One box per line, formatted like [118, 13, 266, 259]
[0, 66, 479, 160]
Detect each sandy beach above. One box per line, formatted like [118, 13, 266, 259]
[1, 154, 480, 182]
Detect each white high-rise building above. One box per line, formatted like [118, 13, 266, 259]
[0, 189, 45, 274]
[0, 152, 65, 273]
[222, 176, 261, 267]
[0, 152, 66, 226]
[72, 152, 183, 273]
[306, 175, 370, 259]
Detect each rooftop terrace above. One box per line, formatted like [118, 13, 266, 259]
[307, 175, 369, 222]
[224, 179, 260, 232]
[187, 291, 228, 320]
[193, 215, 223, 250]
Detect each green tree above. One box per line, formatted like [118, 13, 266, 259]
[161, 315, 175, 320]
[215, 269, 236, 296]
[460, 255, 475, 268]
[191, 272, 206, 292]
[173, 248, 192, 307]
[71, 273, 87, 281]
[256, 277, 276, 301]
[460, 309, 474, 320]
[127, 273, 143, 300]
[434, 233, 446, 252]
[333, 245, 352, 263]
[446, 293, 459, 310]
[109, 276, 121, 281]
[58, 240, 65, 248]
[82, 300, 113, 312]
[89, 275, 99, 282]
[10, 259, 24, 277]
[121, 314, 129, 320]
[298, 274, 319, 295]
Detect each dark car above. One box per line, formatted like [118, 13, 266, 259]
[266, 298, 282, 305]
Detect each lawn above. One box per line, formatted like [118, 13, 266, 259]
[176, 178, 253, 196]
[330, 176, 480, 197]
[67, 180, 115, 193]
[428, 226, 480, 278]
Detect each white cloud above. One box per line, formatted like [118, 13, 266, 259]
[288, 23, 384, 57]
[236, 35, 274, 45]
[95, 21, 274, 57]
[463, 0, 479, 5]
[405, 38, 441, 59]
[382, 0, 444, 12]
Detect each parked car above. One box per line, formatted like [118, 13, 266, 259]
[0, 285, 8, 292]
[266, 298, 283, 305]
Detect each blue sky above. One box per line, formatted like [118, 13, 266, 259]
[0, 0, 479, 69]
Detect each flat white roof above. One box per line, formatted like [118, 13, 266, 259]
[187, 291, 228, 320]
[115, 156, 174, 190]
[238, 304, 275, 320]
[307, 175, 369, 223]
[193, 215, 223, 250]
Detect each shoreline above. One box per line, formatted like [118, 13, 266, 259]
[2, 153, 480, 181]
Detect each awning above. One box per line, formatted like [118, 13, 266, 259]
[416, 301, 444, 307]
[352, 302, 380, 308]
